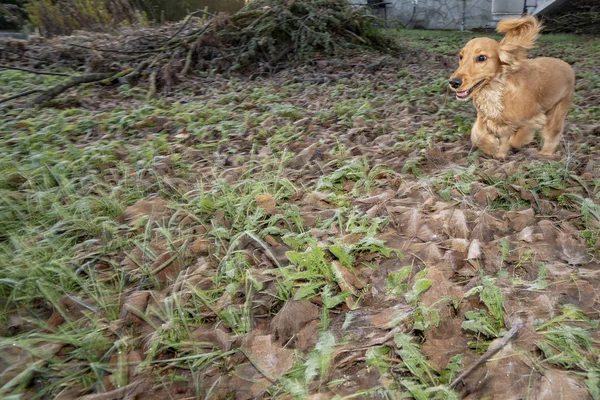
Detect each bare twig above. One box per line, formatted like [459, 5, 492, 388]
[449, 320, 524, 389]
[0, 64, 71, 77]
[1, 48, 49, 62]
[162, 10, 216, 43]
[0, 89, 41, 105]
[69, 43, 159, 55]
[122, 59, 152, 85]
[29, 72, 116, 106]
[147, 71, 157, 99]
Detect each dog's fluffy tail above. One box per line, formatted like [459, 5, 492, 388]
[497, 15, 542, 66]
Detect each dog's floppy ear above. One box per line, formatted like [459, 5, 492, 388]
[496, 15, 542, 67]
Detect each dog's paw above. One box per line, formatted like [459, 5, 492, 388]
[526, 149, 561, 160]
[494, 151, 509, 159]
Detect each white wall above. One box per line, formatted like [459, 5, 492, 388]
[369, 0, 496, 30]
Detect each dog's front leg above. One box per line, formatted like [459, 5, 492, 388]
[471, 116, 500, 156]
[495, 135, 511, 159]
[493, 125, 517, 159]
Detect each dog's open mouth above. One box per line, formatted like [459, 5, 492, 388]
[456, 80, 485, 100]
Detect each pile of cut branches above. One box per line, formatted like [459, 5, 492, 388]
[0, 0, 398, 107]
[542, 0, 600, 35]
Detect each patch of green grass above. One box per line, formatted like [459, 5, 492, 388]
[535, 305, 600, 398]
[317, 157, 389, 196]
[1, 70, 64, 100]
[461, 276, 505, 349]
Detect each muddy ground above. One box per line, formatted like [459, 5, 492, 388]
[0, 29, 599, 399]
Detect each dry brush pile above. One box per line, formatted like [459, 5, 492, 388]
[0, 0, 397, 107]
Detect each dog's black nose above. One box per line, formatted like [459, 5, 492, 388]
[449, 78, 462, 89]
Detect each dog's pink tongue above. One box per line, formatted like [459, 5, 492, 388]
[457, 91, 468, 97]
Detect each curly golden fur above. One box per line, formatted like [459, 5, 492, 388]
[449, 16, 575, 158]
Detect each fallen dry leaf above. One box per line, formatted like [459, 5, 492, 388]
[270, 300, 320, 343]
[467, 239, 481, 260]
[448, 209, 469, 239]
[287, 142, 320, 169]
[557, 232, 593, 265]
[537, 369, 592, 400]
[242, 334, 294, 381]
[123, 197, 170, 227]
[256, 193, 277, 214]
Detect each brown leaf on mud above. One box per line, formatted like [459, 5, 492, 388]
[473, 186, 499, 205]
[425, 147, 450, 169]
[393, 208, 437, 241]
[447, 238, 470, 253]
[422, 318, 470, 370]
[419, 268, 464, 314]
[377, 230, 411, 256]
[471, 212, 508, 243]
[537, 369, 593, 400]
[467, 239, 482, 260]
[300, 209, 337, 227]
[46, 295, 95, 328]
[123, 197, 170, 227]
[557, 232, 593, 265]
[333, 260, 365, 297]
[462, 346, 540, 400]
[191, 325, 234, 351]
[256, 193, 277, 214]
[509, 184, 538, 203]
[355, 190, 395, 205]
[504, 293, 554, 352]
[270, 300, 320, 344]
[79, 374, 152, 400]
[187, 238, 214, 257]
[287, 142, 320, 169]
[296, 320, 320, 353]
[480, 242, 504, 275]
[120, 291, 150, 324]
[552, 279, 599, 315]
[505, 208, 536, 232]
[241, 334, 294, 382]
[150, 250, 185, 281]
[444, 249, 467, 272]
[538, 220, 559, 243]
[345, 304, 413, 331]
[448, 209, 469, 239]
[0, 343, 64, 396]
[228, 363, 266, 400]
[516, 226, 535, 242]
[339, 233, 364, 245]
[409, 242, 444, 264]
[305, 191, 331, 206]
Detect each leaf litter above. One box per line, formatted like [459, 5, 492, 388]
[0, 27, 600, 400]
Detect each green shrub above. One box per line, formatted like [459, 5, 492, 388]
[25, 0, 141, 36]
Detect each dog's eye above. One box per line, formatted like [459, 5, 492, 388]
[477, 55, 487, 62]
[459, 55, 463, 60]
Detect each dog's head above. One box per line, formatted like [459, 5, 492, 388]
[449, 16, 542, 101]
[449, 37, 502, 101]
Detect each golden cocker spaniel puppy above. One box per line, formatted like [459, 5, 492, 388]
[449, 16, 575, 159]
